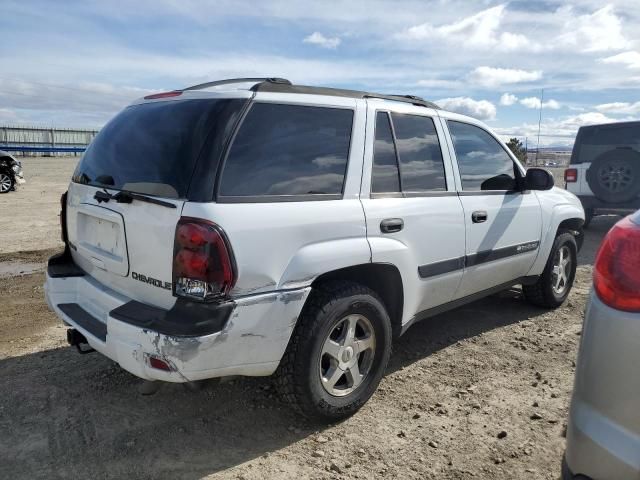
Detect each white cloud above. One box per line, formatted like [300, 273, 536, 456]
[601, 51, 640, 69]
[596, 101, 640, 115]
[468, 66, 542, 88]
[499, 93, 518, 106]
[402, 4, 540, 52]
[558, 5, 629, 52]
[435, 97, 496, 120]
[303, 31, 341, 49]
[519, 97, 561, 110]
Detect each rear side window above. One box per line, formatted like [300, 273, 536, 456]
[571, 123, 640, 164]
[371, 112, 401, 193]
[448, 121, 517, 191]
[392, 113, 446, 192]
[219, 103, 353, 198]
[73, 99, 243, 199]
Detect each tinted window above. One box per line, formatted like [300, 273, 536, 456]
[571, 122, 640, 164]
[371, 112, 400, 193]
[391, 113, 446, 191]
[220, 103, 353, 197]
[73, 99, 242, 198]
[448, 121, 517, 191]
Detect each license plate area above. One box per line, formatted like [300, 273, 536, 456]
[75, 205, 129, 276]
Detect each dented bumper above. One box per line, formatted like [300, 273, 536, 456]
[44, 270, 310, 382]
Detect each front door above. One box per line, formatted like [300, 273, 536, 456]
[443, 119, 542, 299]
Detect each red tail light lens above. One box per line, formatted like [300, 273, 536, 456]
[564, 168, 578, 183]
[144, 91, 182, 100]
[172, 217, 236, 301]
[593, 216, 640, 312]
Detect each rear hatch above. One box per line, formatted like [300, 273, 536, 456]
[66, 95, 246, 310]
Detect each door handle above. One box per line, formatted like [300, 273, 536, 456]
[380, 218, 404, 233]
[472, 211, 488, 223]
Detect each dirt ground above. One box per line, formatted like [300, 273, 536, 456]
[0, 159, 620, 479]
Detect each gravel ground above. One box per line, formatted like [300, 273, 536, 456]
[0, 158, 620, 479]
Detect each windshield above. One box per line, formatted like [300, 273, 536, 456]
[571, 122, 640, 165]
[73, 99, 242, 198]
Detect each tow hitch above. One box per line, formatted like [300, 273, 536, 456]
[66, 328, 95, 354]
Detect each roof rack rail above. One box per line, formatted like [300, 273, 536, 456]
[252, 81, 439, 109]
[182, 77, 291, 92]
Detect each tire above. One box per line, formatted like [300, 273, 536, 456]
[583, 208, 594, 229]
[523, 232, 577, 308]
[276, 281, 392, 422]
[586, 150, 640, 203]
[0, 172, 14, 194]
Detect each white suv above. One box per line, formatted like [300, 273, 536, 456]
[565, 121, 640, 227]
[45, 78, 584, 421]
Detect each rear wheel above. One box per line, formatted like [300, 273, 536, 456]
[276, 281, 392, 422]
[523, 232, 577, 308]
[0, 172, 13, 193]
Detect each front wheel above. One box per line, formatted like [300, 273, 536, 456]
[0, 172, 14, 193]
[276, 281, 392, 422]
[523, 232, 577, 308]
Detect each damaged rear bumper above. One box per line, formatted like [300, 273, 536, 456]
[44, 257, 310, 382]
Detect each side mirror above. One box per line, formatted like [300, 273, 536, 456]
[525, 168, 554, 191]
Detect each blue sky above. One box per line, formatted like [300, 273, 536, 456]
[1, 0, 639, 146]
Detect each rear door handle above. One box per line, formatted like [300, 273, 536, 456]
[380, 218, 404, 233]
[472, 211, 488, 223]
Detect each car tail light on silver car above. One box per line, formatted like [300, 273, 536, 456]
[172, 217, 236, 301]
[593, 216, 640, 312]
[564, 168, 578, 183]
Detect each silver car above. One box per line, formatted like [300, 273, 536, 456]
[564, 210, 640, 479]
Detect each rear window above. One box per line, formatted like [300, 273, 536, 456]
[219, 103, 353, 199]
[571, 122, 640, 164]
[73, 99, 243, 198]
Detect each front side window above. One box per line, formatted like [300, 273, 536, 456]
[448, 121, 518, 191]
[219, 103, 353, 198]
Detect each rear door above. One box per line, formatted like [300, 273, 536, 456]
[361, 102, 466, 320]
[441, 118, 542, 299]
[66, 96, 246, 310]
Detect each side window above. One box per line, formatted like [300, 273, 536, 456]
[219, 103, 353, 198]
[448, 121, 518, 191]
[371, 112, 400, 193]
[391, 113, 447, 191]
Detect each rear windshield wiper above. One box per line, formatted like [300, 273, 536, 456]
[94, 189, 176, 209]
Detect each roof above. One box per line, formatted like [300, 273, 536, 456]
[180, 77, 440, 109]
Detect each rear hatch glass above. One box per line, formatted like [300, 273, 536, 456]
[73, 99, 241, 198]
[571, 122, 640, 165]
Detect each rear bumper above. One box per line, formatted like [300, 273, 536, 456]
[578, 195, 640, 212]
[564, 294, 640, 479]
[44, 257, 310, 382]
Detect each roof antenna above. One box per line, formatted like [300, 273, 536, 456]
[535, 88, 544, 166]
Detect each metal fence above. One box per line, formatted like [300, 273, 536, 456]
[0, 125, 98, 156]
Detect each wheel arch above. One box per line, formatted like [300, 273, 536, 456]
[310, 263, 404, 337]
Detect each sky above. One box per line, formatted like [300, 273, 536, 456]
[1, 0, 639, 146]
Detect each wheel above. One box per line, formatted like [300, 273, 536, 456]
[276, 281, 392, 422]
[586, 150, 640, 203]
[583, 208, 594, 229]
[523, 232, 577, 308]
[0, 172, 13, 193]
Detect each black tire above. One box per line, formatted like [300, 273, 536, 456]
[583, 208, 594, 229]
[523, 232, 577, 308]
[276, 281, 392, 422]
[586, 150, 640, 203]
[0, 171, 14, 194]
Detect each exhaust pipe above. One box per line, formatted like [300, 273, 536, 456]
[66, 328, 95, 354]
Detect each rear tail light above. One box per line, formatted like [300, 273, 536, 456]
[593, 216, 640, 312]
[172, 217, 236, 301]
[564, 168, 578, 183]
[60, 191, 68, 243]
[144, 90, 182, 100]
[148, 355, 172, 372]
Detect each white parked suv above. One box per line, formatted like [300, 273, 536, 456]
[45, 78, 585, 421]
[565, 121, 640, 227]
